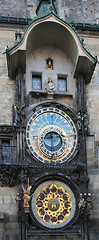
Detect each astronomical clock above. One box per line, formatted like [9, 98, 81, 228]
[26, 107, 78, 164]
[31, 180, 76, 229]
[26, 104, 78, 230]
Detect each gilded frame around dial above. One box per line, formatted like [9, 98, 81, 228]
[31, 180, 76, 229]
[26, 107, 78, 164]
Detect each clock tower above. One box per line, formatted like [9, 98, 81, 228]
[4, 1, 97, 239]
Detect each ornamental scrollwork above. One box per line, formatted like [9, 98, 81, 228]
[0, 126, 14, 134]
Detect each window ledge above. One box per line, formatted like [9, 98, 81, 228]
[54, 92, 73, 98]
[30, 90, 73, 98]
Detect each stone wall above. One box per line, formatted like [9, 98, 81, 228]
[29, 235, 81, 240]
[80, 32, 99, 239]
[0, 0, 99, 23]
[57, 0, 99, 23]
[0, 25, 20, 124]
[0, 187, 19, 240]
[26, 46, 76, 98]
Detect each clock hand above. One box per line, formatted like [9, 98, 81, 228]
[62, 131, 66, 137]
[45, 134, 60, 139]
[50, 113, 54, 160]
[66, 133, 76, 137]
[50, 113, 53, 126]
[31, 135, 39, 140]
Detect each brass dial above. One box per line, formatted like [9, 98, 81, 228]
[35, 184, 72, 224]
[31, 181, 76, 229]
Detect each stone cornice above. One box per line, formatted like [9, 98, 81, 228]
[0, 15, 99, 32]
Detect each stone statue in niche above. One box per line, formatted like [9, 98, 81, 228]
[13, 105, 25, 127]
[83, 111, 89, 131]
[78, 193, 85, 213]
[78, 193, 94, 214]
[20, 106, 25, 127]
[86, 193, 94, 213]
[16, 193, 21, 210]
[77, 111, 82, 130]
[45, 77, 56, 94]
[13, 105, 19, 127]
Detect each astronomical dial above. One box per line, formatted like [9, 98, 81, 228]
[26, 107, 77, 163]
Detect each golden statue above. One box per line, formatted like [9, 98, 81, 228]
[22, 184, 32, 213]
[46, 58, 53, 69]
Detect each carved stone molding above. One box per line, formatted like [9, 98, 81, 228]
[0, 126, 14, 134]
[0, 165, 28, 187]
[0, 163, 86, 187]
[80, 175, 89, 183]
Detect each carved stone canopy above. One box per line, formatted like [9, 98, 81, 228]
[6, 13, 97, 81]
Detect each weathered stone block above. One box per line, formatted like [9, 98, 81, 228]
[4, 196, 11, 204]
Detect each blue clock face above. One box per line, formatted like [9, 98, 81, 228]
[44, 132, 62, 151]
[26, 107, 77, 164]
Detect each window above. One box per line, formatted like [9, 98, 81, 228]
[1, 140, 11, 163]
[32, 74, 42, 90]
[58, 75, 67, 92]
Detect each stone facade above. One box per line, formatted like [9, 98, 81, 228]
[0, 0, 99, 23]
[0, 1, 99, 240]
[0, 187, 19, 240]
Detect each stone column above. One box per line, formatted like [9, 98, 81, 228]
[16, 68, 25, 106]
[14, 68, 26, 163]
[77, 73, 86, 114]
[77, 73, 89, 240]
[77, 73, 87, 165]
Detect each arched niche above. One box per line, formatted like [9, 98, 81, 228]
[26, 21, 78, 65]
[7, 13, 97, 82]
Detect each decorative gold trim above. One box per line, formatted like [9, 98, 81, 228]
[35, 183, 72, 225]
